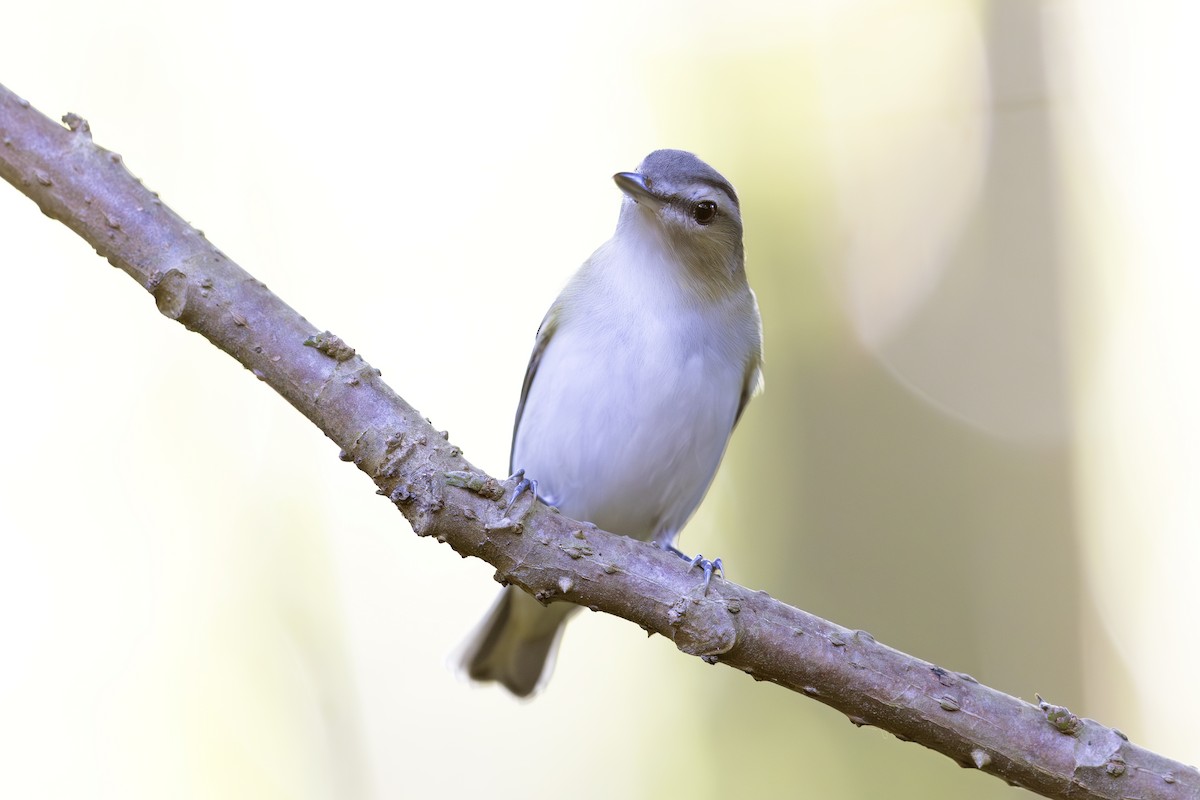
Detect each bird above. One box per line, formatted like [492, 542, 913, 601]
[461, 149, 763, 697]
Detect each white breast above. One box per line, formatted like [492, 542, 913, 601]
[511, 253, 748, 548]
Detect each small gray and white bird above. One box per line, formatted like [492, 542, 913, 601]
[462, 149, 763, 697]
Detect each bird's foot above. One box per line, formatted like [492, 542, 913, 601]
[502, 468, 538, 515]
[659, 543, 724, 595]
[688, 555, 724, 595]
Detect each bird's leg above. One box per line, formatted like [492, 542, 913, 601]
[502, 468, 539, 515]
[661, 543, 687, 559]
[656, 542, 724, 595]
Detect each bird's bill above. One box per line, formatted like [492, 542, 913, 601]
[613, 171, 667, 211]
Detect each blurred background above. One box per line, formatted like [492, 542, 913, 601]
[1, 0, 1197, 797]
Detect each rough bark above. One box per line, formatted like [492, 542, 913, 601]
[1, 83, 1195, 800]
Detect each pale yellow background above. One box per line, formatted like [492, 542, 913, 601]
[1, 1, 1197, 798]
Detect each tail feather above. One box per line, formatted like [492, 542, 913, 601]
[462, 587, 578, 697]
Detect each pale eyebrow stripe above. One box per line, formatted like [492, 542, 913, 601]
[698, 177, 739, 209]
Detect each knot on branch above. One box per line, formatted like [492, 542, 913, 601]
[304, 330, 356, 362]
[62, 112, 92, 139]
[668, 594, 739, 658]
[151, 268, 190, 320]
[1037, 693, 1083, 736]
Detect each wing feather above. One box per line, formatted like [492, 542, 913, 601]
[509, 309, 558, 473]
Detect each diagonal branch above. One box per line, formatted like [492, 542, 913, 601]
[1, 83, 1195, 800]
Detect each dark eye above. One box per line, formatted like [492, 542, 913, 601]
[692, 200, 717, 225]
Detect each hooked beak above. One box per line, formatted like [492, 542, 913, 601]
[613, 171, 666, 212]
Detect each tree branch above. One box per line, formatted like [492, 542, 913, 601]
[1, 83, 1194, 800]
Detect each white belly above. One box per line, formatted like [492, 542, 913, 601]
[511, 312, 743, 546]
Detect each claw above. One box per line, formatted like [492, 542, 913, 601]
[688, 555, 724, 595]
[658, 541, 725, 595]
[503, 469, 538, 514]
